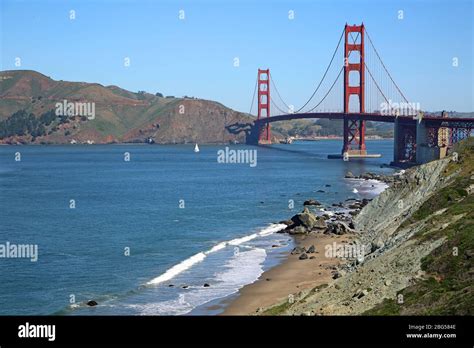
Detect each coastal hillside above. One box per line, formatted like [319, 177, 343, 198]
[0, 70, 258, 144]
[271, 118, 394, 138]
[263, 137, 474, 315]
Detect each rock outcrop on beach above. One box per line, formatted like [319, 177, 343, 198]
[262, 137, 474, 316]
[284, 207, 328, 234]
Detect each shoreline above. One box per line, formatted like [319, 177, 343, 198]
[221, 233, 347, 315]
[0, 138, 394, 146]
[220, 177, 392, 315]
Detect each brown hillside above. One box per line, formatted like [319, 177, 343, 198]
[0, 70, 259, 144]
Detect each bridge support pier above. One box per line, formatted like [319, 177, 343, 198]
[393, 118, 402, 163]
[391, 117, 417, 166]
[343, 118, 367, 157]
[415, 119, 443, 165]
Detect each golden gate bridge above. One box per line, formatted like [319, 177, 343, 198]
[247, 23, 473, 165]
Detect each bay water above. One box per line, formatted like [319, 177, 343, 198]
[0, 140, 394, 315]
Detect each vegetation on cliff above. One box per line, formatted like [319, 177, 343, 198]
[261, 137, 473, 316]
[365, 137, 474, 315]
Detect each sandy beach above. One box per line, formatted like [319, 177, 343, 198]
[222, 232, 348, 315]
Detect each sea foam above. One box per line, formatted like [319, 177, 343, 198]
[146, 223, 286, 286]
[133, 247, 268, 315]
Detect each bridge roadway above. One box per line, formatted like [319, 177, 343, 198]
[254, 112, 474, 128]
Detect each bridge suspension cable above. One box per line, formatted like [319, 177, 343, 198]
[269, 72, 292, 113]
[248, 76, 258, 115]
[301, 31, 360, 113]
[306, 66, 344, 112]
[364, 62, 389, 105]
[270, 98, 289, 115]
[295, 27, 345, 113]
[364, 27, 411, 104]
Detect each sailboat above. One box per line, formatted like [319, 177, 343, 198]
[194, 143, 200, 153]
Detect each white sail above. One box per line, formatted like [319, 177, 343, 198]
[194, 144, 200, 153]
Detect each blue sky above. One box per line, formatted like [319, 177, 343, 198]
[1, 0, 473, 112]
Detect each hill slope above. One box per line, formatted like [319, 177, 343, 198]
[262, 137, 473, 315]
[0, 70, 257, 144]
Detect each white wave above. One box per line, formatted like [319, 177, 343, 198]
[147, 252, 206, 285]
[347, 178, 389, 197]
[228, 233, 258, 245]
[146, 223, 286, 286]
[208, 241, 227, 253]
[258, 223, 286, 236]
[133, 247, 268, 315]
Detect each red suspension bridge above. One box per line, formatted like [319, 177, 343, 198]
[247, 23, 473, 165]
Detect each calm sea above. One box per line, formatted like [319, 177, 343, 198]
[0, 140, 394, 315]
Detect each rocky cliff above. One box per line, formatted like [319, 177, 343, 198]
[264, 137, 474, 315]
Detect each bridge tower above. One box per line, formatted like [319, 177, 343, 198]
[343, 23, 367, 156]
[257, 68, 271, 144]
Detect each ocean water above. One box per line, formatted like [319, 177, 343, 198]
[0, 140, 394, 315]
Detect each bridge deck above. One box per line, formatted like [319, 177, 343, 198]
[254, 113, 474, 127]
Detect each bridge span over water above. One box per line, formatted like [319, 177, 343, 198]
[245, 24, 473, 165]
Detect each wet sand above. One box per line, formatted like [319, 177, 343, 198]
[222, 233, 347, 315]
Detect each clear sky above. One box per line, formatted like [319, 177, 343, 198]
[1, 0, 473, 112]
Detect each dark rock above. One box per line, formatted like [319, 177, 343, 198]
[345, 171, 355, 179]
[304, 199, 321, 206]
[299, 253, 308, 260]
[291, 246, 306, 255]
[271, 244, 279, 248]
[326, 221, 352, 235]
[312, 218, 327, 231]
[371, 239, 384, 252]
[353, 289, 369, 299]
[279, 219, 294, 226]
[317, 190, 325, 193]
[361, 198, 370, 206]
[287, 207, 318, 233]
[325, 184, 331, 187]
[182, 285, 189, 289]
[296, 207, 318, 228]
[86, 300, 98, 307]
[168, 284, 174, 287]
[306, 245, 316, 253]
[203, 283, 210, 287]
[286, 207, 328, 234]
[309, 256, 316, 259]
[288, 226, 307, 235]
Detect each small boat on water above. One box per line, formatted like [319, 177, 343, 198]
[194, 144, 200, 153]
